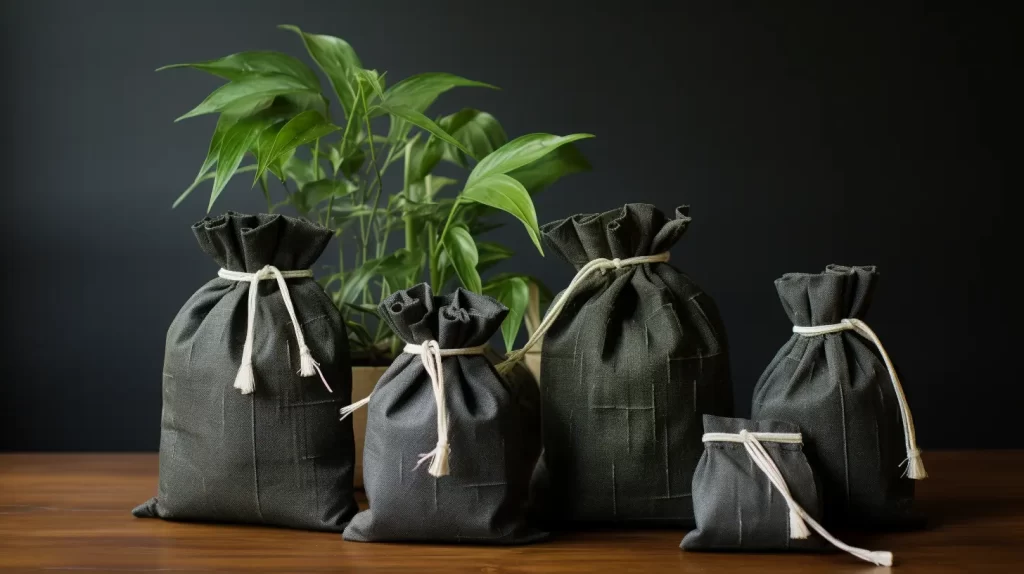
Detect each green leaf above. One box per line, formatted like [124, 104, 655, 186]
[488, 272, 554, 309]
[255, 110, 339, 181]
[340, 146, 365, 178]
[376, 104, 474, 158]
[425, 175, 458, 199]
[466, 133, 594, 187]
[337, 249, 421, 306]
[279, 25, 363, 117]
[483, 275, 529, 353]
[438, 109, 507, 168]
[253, 122, 295, 181]
[346, 320, 375, 346]
[172, 165, 256, 209]
[283, 155, 317, 189]
[209, 117, 274, 211]
[406, 136, 444, 185]
[176, 74, 318, 121]
[343, 301, 380, 318]
[461, 174, 543, 254]
[158, 51, 320, 90]
[507, 142, 591, 193]
[302, 178, 356, 204]
[376, 248, 422, 288]
[442, 225, 482, 293]
[355, 68, 386, 101]
[329, 203, 374, 229]
[380, 72, 497, 114]
[476, 241, 514, 272]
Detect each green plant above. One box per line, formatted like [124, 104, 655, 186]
[163, 25, 592, 364]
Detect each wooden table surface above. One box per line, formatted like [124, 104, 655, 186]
[1, 451, 1021, 573]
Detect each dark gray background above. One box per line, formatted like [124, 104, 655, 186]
[0, 2, 1015, 450]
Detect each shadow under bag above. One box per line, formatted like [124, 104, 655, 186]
[683, 416, 893, 566]
[343, 284, 544, 544]
[133, 212, 357, 531]
[752, 265, 926, 528]
[533, 204, 733, 527]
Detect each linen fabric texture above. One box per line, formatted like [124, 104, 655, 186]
[682, 415, 824, 552]
[535, 203, 733, 527]
[751, 265, 919, 528]
[133, 212, 357, 531]
[343, 284, 544, 544]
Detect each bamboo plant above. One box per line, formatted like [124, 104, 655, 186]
[163, 25, 592, 363]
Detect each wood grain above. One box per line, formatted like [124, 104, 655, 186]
[1, 451, 1022, 572]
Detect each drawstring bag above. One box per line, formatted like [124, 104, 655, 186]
[501, 204, 733, 526]
[341, 284, 544, 544]
[752, 264, 925, 528]
[133, 212, 358, 531]
[682, 416, 893, 567]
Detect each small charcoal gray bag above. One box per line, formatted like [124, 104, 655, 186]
[133, 212, 358, 531]
[342, 284, 544, 544]
[682, 415, 893, 566]
[504, 203, 732, 527]
[752, 265, 926, 529]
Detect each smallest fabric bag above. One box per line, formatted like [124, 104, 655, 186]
[682, 416, 893, 567]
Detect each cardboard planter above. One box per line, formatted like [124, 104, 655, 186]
[351, 365, 390, 488]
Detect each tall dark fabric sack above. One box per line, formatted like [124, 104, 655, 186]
[751, 265, 926, 529]
[682, 416, 893, 567]
[343, 284, 544, 544]
[133, 212, 358, 531]
[534, 203, 733, 527]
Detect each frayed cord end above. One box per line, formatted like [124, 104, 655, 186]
[233, 362, 255, 395]
[866, 551, 894, 567]
[298, 346, 318, 377]
[906, 449, 928, 480]
[789, 508, 810, 539]
[339, 395, 371, 421]
[415, 442, 451, 478]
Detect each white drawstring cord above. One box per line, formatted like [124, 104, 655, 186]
[705, 430, 894, 566]
[496, 252, 671, 373]
[338, 340, 488, 478]
[218, 266, 331, 395]
[793, 318, 926, 480]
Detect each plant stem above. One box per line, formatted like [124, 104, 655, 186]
[361, 90, 385, 264]
[434, 199, 460, 260]
[313, 138, 321, 180]
[402, 137, 418, 252]
[259, 176, 272, 213]
[428, 221, 440, 289]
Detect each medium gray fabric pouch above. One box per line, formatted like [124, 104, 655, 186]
[533, 203, 733, 527]
[343, 284, 545, 544]
[682, 416, 893, 566]
[133, 212, 357, 531]
[752, 265, 926, 529]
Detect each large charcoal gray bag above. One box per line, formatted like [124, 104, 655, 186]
[501, 203, 733, 527]
[751, 265, 926, 529]
[682, 415, 893, 566]
[342, 284, 544, 544]
[133, 212, 358, 531]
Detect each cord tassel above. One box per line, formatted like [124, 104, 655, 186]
[789, 508, 810, 540]
[233, 362, 255, 395]
[402, 341, 489, 478]
[793, 318, 926, 480]
[905, 449, 928, 480]
[218, 266, 329, 395]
